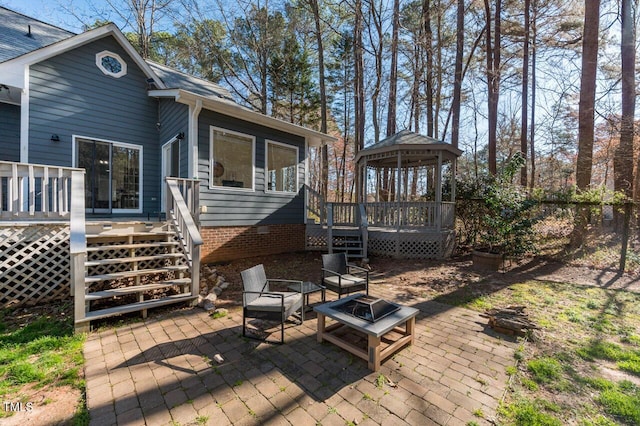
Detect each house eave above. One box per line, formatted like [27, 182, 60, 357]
[148, 88, 335, 148]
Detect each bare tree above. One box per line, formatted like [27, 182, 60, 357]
[575, 0, 601, 190]
[307, 0, 330, 201]
[520, 0, 530, 186]
[529, 0, 537, 190]
[450, 0, 464, 148]
[483, 0, 501, 175]
[354, 0, 365, 153]
[104, 0, 175, 58]
[615, 0, 635, 202]
[386, 0, 400, 137]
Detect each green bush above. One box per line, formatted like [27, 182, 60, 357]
[457, 153, 538, 257]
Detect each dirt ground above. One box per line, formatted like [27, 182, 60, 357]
[5, 251, 639, 425]
[211, 251, 640, 310]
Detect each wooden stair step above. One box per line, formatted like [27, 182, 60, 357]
[86, 231, 173, 239]
[77, 294, 198, 323]
[85, 253, 184, 267]
[85, 266, 188, 283]
[85, 279, 192, 301]
[86, 242, 179, 252]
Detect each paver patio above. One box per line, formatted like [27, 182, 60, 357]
[83, 287, 518, 425]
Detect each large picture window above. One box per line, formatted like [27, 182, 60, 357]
[266, 141, 298, 193]
[210, 127, 255, 190]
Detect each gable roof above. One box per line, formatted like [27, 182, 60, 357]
[0, 6, 75, 63]
[146, 61, 234, 102]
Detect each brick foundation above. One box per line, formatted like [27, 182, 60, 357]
[200, 223, 306, 263]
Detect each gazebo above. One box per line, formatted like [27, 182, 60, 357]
[354, 130, 462, 259]
[305, 130, 462, 259]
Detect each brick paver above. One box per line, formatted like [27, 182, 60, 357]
[84, 288, 518, 425]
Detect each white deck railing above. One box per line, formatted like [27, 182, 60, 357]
[305, 184, 325, 224]
[0, 161, 85, 220]
[166, 178, 203, 297]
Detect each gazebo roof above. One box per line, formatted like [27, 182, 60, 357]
[355, 130, 462, 167]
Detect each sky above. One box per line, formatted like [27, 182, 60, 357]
[0, 0, 128, 33]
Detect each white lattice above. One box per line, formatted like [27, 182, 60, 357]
[367, 229, 456, 259]
[1, 224, 71, 307]
[306, 225, 327, 250]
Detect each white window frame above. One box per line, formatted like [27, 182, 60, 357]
[95, 50, 127, 78]
[209, 126, 255, 191]
[72, 135, 143, 214]
[265, 140, 299, 195]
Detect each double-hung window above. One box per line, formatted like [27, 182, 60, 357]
[266, 140, 298, 193]
[210, 127, 255, 190]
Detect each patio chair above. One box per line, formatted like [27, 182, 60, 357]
[241, 264, 304, 344]
[321, 253, 369, 299]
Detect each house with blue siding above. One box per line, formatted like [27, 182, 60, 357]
[0, 6, 334, 329]
[0, 6, 334, 261]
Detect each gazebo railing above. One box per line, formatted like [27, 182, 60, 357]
[331, 202, 360, 227]
[365, 201, 455, 229]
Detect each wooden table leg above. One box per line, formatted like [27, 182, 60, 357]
[406, 317, 416, 345]
[317, 313, 325, 343]
[368, 335, 381, 371]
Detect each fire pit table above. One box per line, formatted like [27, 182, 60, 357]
[314, 294, 419, 371]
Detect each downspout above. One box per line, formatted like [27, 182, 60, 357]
[20, 65, 29, 163]
[188, 99, 202, 179]
[304, 138, 310, 224]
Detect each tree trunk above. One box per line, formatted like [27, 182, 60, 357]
[575, 0, 601, 190]
[484, 0, 500, 175]
[451, 0, 464, 149]
[386, 0, 400, 137]
[423, 0, 434, 137]
[572, 0, 601, 246]
[529, 0, 537, 190]
[614, 0, 635, 230]
[354, 0, 365, 169]
[520, 0, 530, 186]
[309, 0, 330, 202]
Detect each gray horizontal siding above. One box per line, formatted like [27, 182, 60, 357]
[197, 109, 306, 227]
[159, 100, 189, 178]
[27, 35, 162, 214]
[0, 103, 20, 162]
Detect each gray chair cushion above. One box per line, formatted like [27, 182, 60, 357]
[323, 274, 365, 288]
[245, 291, 302, 313]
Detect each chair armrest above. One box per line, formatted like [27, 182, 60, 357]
[266, 279, 303, 292]
[321, 268, 341, 276]
[347, 264, 369, 280]
[267, 279, 303, 283]
[347, 263, 368, 273]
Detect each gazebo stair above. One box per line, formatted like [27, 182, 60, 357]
[330, 230, 364, 259]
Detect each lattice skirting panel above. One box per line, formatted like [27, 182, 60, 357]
[306, 225, 328, 251]
[368, 230, 456, 259]
[1, 224, 71, 307]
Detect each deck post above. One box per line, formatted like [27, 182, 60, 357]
[327, 203, 333, 254]
[69, 170, 87, 333]
[436, 152, 442, 232]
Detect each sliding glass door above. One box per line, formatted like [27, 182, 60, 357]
[76, 138, 142, 214]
